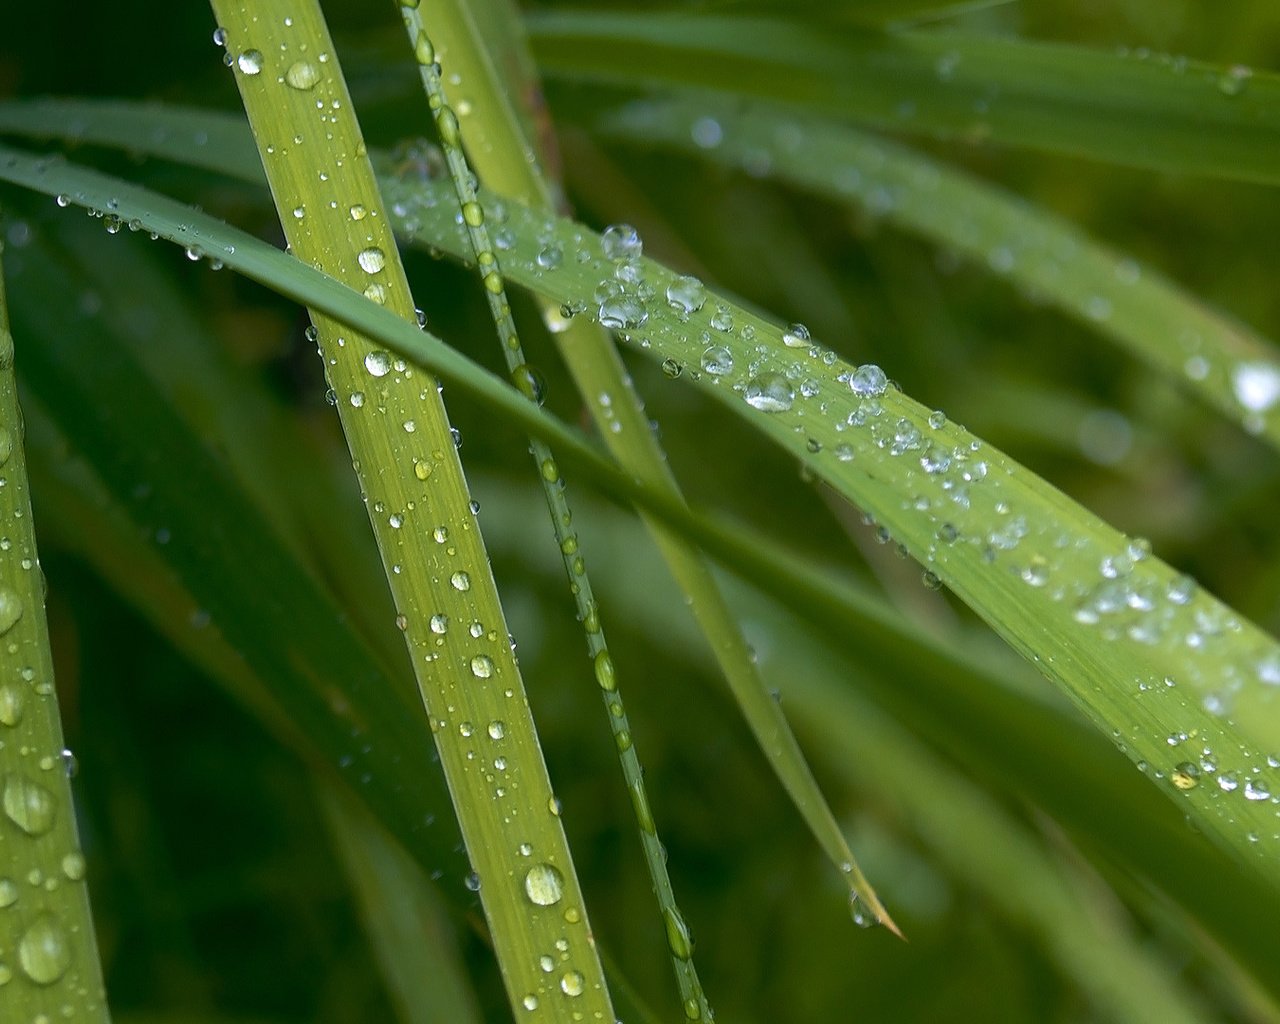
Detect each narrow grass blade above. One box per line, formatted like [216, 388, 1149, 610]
[712, 0, 1019, 27]
[5, 145, 1276, 893]
[318, 786, 483, 1024]
[526, 11, 1280, 184]
[400, 8, 718, 1011]
[596, 96, 1280, 451]
[204, 4, 615, 1018]
[416, 2, 891, 932]
[0, 227, 109, 1022]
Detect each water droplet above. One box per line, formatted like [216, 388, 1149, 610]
[560, 970, 585, 997]
[284, 60, 320, 90]
[358, 247, 386, 274]
[364, 350, 391, 377]
[664, 906, 693, 960]
[429, 613, 449, 635]
[0, 685, 23, 727]
[782, 323, 810, 348]
[0, 589, 23, 636]
[469, 655, 493, 679]
[601, 224, 642, 261]
[849, 892, 880, 928]
[850, 364, 888, 397]
[744, 372, 794, 412]
[349, 391, 365, 408]
[699, 345, 734, 376]
[17, 914, 70, 985]
[1231, 361, 1280, 413]
[464, 871, 482, 892]
[487, 720, 505, 740]
[237, 50, 265, 75]
[450, 571, 471, 592]
[522, 994, 539, 1011]
[60, 852, 85, 882]
[593, 650, 616, 692]
[1171, 762, 1199, 790]
[928, 410, 947, 429]
[665, 275, 706, 316]
[3, 774, 56, 836]
[598, 295, 647, 330]
[0, 877, 17, 907]
[524, 862, 565, 906]
[1218, 64, 1252, 96]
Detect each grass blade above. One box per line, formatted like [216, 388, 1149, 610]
[204, 2, 615, 1018]
[594, 95, 1280, 451]
[526, 11, 1280, 184]
[4, 144, 1275, 897]
[0, 225, 109, 1023]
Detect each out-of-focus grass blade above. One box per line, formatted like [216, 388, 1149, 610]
[4, 144, 1276, 899]
[318, 786, 483, 1024]
[595, 96, 1280, 450]
[526, 11, 1280, 184]
[712, 0, 1019, 27]
[2, 218, 472, 898]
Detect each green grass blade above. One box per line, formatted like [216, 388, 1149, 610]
[595, 96, 1280, 451]
[713, 0, 1020, 27]
[400, 8, 719, 1011]
[417, 3, 892, 931]
[526, 11, 1280, 184]
[204, 4, 615, 1017]
[4, 144, 1275, 894]
[0, 227, 110, 1023]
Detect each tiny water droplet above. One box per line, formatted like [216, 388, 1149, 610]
[524, 862, 565, 906]
[464, 871, 481, 892]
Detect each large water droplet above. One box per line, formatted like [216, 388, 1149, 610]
[3, 774, 56, 836]
[1231, 361, 1280, 413]
[0, 877, 17, 907]
[601, 224, 642, 261]
[700, 345, 734, 376]
[598, 296, 647, 330]
[17, 914, 71, 985]
[849, 364, 888, 397]
[782, 323, 811, 348]
[0, 684, 23, 727]
[560, 970, 585, 997]
[358, 247, 386, 274]
[284, 60, 320, 90]
[744, 372, 795, 412]
[524, 862, 565, 906]
[450, 571, 471, 592]
[0, 588, 24, 636]
[364, 350, 392, 377]
[237, 50, 264, 75]
[469, 655, 493, 679]
[593, 651, 616, 692]
[666, 275, 706, 316]
[664, 906, 693, 960]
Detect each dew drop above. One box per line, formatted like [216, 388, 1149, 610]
[601, 224, 642, 261]
[0, 589, 24, 636]
[358, 247, 387, 274]
[1231, 361, 1280, 413]
[1171, 762, 1199, 790]
[593, 650, 616, 692]
[0, 877, 17, 907]
[60, 852, 85, 882]
[782, 323, 811, 348]
[450, 571, 471, 592]
[464, 870, 482, 892]
[17, 914, 70, 985]
[2, 774, 56, 836]
[699, 345, 734, 376]
[666, 275, 706, 316]
[850, 364, 888, 397]
[560, 970, 585, 997]
[524, 862, 565, 906]
[469, 655, 493, 679]
[429, 613, 448, 635]
[0, 684, 23, 727]
[522, 995, 539, 1011]
[237, 49, 264, 75]
[664, 906, 694, 960]
[284, 60, 320, 90]
[744, 372, 794, 412]
[1218, 64, 1252, 96]
[364, 350, 392, 377]
[487, 720, 505, 740]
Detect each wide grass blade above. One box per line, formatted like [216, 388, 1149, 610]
[0, 226, 109, 1023]
[526, 11, 1280, 184]
[204, 2, 615, 1017]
